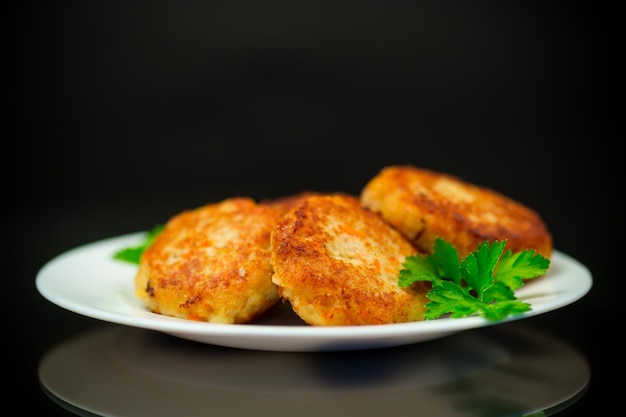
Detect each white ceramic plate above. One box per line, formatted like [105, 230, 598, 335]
[36, 232, 592, 352]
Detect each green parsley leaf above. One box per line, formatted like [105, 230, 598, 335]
[112, 224, 164, 265]
[399, 238, 550, 322]
[495, 249, 551, 291]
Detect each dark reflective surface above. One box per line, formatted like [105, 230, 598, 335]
[8, 2, 617, 415]
[40, 322, 588, 417]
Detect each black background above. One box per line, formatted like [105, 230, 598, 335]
[6, 2, 619, 415]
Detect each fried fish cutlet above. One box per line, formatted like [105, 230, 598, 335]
[134, 197, 281, 324]
[270, 193, 430, 326]
[360, 165, 553, 259]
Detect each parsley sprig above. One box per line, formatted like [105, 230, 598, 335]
[113, 224, 164, 264]
[399, 238, 550, 322]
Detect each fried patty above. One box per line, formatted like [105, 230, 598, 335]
[360, 165, 553, 259]
[134, 197, 282, 323]
[270, 193, 430, 326]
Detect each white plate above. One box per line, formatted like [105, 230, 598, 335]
[36, 232, 593, 352]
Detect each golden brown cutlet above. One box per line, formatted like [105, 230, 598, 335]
[134, 197, 282, 323]
[270, 193, 430, 326]
[360, 165, 553, 259]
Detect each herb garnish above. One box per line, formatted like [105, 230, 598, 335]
[112, 224, 164, 264]
[398, 238, 550, 322]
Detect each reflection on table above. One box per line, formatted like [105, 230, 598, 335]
[39, 321, 589, 417]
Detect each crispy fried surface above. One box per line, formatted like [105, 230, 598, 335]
[270, 193, 430, 326]
[360, 165, 553, 259]
[134, 197, 281, 323]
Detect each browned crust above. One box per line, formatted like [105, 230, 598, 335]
[134, 197, 281, 323]
[360, 165, 553, 259]
[270, 193, 430, 326]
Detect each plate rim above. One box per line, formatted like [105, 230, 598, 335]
[36, 232, 593, 350]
